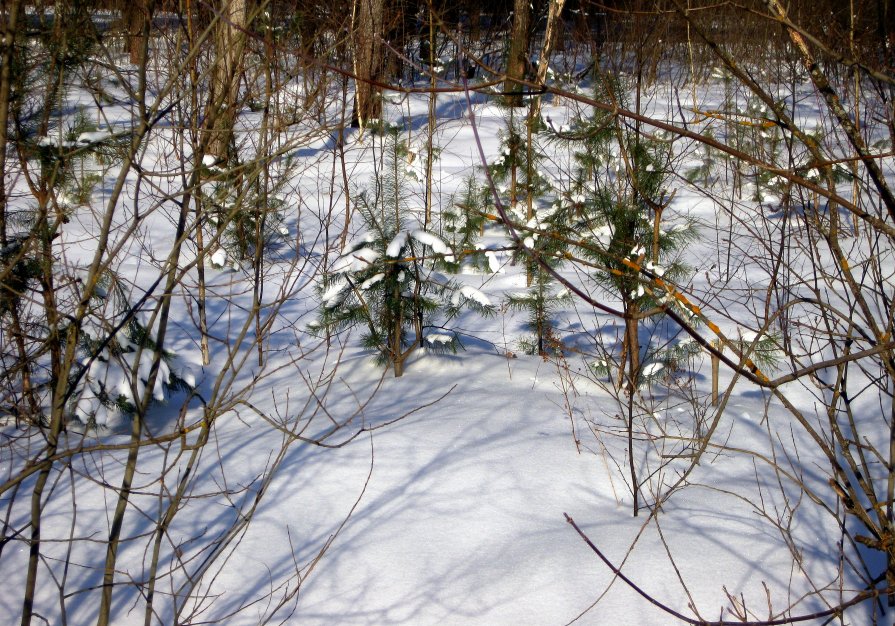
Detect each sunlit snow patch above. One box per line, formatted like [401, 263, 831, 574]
[210, 248, 227, 268]
[77, 130, 112, 144]
[641, 362, 665, 379]
[485, 250, 500, 273]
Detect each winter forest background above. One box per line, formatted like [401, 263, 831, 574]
[2, 0, 895, 623]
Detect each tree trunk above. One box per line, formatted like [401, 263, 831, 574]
[624, 302, 640, 516]
[0, 2, 38, 420]
[504, 0, 532, 107]
[208, 0, 247, 162]
[617, 300, 641, 392]
[124, 0, 154, 66]
[536, 0, 566, 89]
[0, 0, 21, 247]
[392, 286, 404, 378]
[352, 0, 385, 128]
[880, 0, 895, 61]
[625, 308, 640, 390]
[424, 8, 436, 226]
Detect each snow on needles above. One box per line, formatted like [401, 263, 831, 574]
[386, 230, 450, 258]
[386, 231, 409, 257]
[331, 247, 380, 273]
[411, 230, 449, 255]
[453, 284, 491, 307]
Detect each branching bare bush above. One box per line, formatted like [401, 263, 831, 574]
[0, 2, 420, 624]
[511, 1, 895, 623]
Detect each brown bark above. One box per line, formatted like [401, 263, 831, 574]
[208, 0, 247, 161]
[124, 0, 154, 66]
[0, 2, 38, 421]
[0, 0, 21, 247]
[424, 8, 436, 226]
[504, 0, 531, 107]
[352, 0, 385, 128]
[536, 0, 566, 87]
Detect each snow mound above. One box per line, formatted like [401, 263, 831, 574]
[77, 130, 112, 144]
[210, 248, 227, 267]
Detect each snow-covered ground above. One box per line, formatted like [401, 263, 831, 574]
[2, 30, 892, 625]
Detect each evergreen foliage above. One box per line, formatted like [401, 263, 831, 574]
[314, 131, 494, 376]
[551, 77, 700, 384]
[441, 175, 494, 273]
[69, 271, 191, 427]
[488, 109, 551, 210]
[505, 273, 572, 356]
[490, 107, 576, 355]
[202, 167, 290, 268]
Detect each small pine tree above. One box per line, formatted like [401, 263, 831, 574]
[202, 166, 289, 269]
[314, 132, 493, 377]
[440, 175, 494, 273]
[500, 194, 575, 356]
[68, 271, 193, 427]
[30, 108, 125, 211]
[315, 208, 493, 376]
[554, 78, 700, 388]
[489, 108, 552, 219]
[490, 105, 575, 355]
[505, 271, 573, 356]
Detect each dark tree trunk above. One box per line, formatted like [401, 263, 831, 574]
[352, 0, 385, 127]
[504, 0, 531, 107]
[124, 0, 154, 65]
